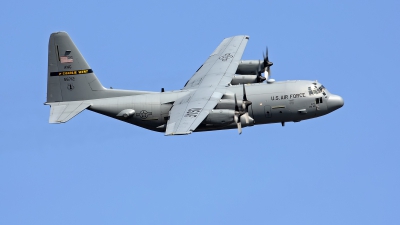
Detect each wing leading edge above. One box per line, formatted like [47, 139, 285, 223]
[165, 35, 249, 135]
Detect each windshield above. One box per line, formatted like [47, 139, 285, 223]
[308, 84, 326, 96]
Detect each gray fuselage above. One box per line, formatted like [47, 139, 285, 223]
[88, 80, 344, 132]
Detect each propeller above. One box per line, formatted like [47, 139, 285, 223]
[234, 93, 243, 134]
[256, 60, 266, 83]
[263, 47, 273, 80]
[241, 84, 252, 124]
[233, 85, 253, 134]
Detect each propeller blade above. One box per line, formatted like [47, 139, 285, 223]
[234, 114, 242, 134]
[242, 84, 247, 111]
[263, 47, 269, 67]
[262, 46, 273, 81]
[237, 122, 242, 134]
[241, 84, 252, 124]
[234, 93, 239, 112]
[256, 60, 266, 83]
[265, 68, 270, 80]
[244, 112, 249, 124]
[234, 93, 243, 134]
[263, 51, 266, 65]
[242, 84, 247, 101]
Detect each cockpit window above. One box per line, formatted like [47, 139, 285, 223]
[308, 84, 326, 96]
[308, 87, 313, 95]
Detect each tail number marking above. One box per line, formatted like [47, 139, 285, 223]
[63, 77, 75, 81]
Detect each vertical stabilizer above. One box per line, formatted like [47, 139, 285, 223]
[47, 32, 105, 102]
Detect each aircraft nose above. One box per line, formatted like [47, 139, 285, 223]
[327, 94, 344, 111]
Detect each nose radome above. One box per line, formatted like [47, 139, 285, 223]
[327, 95, 344, 111]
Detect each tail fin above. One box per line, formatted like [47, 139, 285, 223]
[47, 31, 105, 103]
[45, 32, 155, 124]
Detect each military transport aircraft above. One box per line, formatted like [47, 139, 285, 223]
[45, 32, 344, 135]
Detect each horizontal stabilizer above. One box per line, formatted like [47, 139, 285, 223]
[47, 101, 91, 123]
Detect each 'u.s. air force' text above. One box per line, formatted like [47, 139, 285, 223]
[271, 93, 306, 101]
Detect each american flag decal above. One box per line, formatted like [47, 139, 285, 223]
[60, 56, 73, 63]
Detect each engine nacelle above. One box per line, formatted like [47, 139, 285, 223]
[204, 109, 235, 125]
[236, 60, 260, 74]
[215, 99, 241, 110]
[231, 75, 258, 85]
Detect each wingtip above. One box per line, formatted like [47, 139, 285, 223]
[224, 35, 250, 40]
[164, 131, 192, 136]
[50, 31, 69, 37]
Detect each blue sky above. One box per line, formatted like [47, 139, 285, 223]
[1, 0, 399, 224]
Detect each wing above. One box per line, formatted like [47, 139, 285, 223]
[183, 35, 249, 89]
[165, 35, 249, 135]
[166, 90, 223, 135]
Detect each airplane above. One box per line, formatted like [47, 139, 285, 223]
[45, 32, 344, 135]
